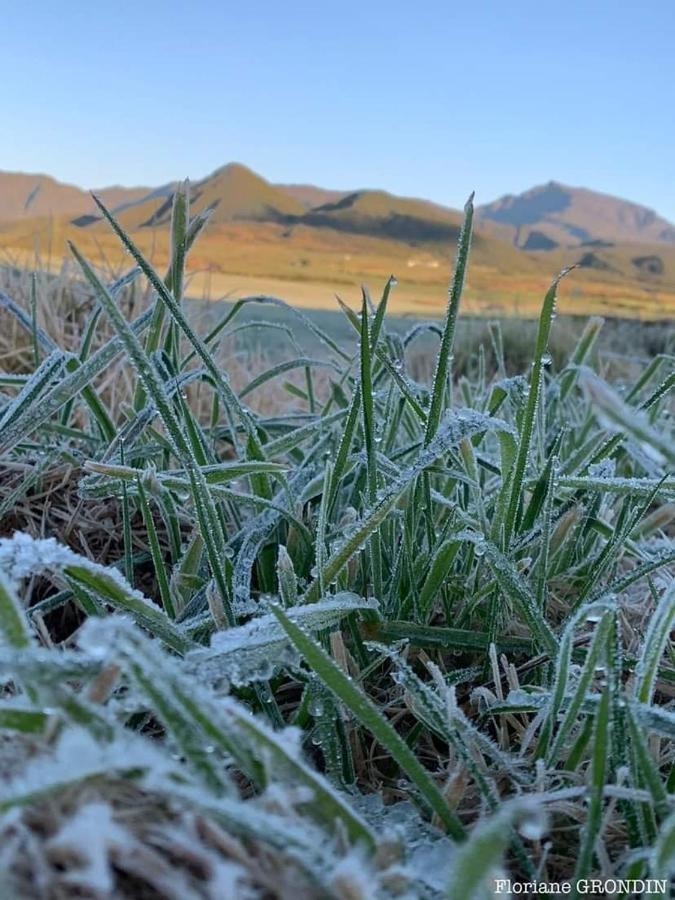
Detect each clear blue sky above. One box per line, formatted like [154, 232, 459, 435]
[3, 1, 674, 219]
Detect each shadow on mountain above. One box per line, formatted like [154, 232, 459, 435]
[632, 255, 664, 276]
[301, 211, 461, 243]
[521, 230, 559, 251]
[577, 251, 612, 270]
[300, 192, 463, 244]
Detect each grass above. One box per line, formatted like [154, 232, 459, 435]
[0, 187, 674, 898]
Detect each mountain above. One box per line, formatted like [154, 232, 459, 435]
[85, 168, 499, 254]
[0, 164, 310, 231]
[276, 184, 349, 209]
[69, 167, 530, 278]
[0, 171, 151, 222]
[301, 190, 466, 243]
[95, 185, 159, 211]
[5, 166, 674, 257]
[2, 164, 674, 321]
[109, 163, 306, 231]
[477, 181, 675, 250]
[2, 163, 675, 321]
[104, 176, 470, 245]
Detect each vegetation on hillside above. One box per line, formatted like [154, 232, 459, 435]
[0, 188, 674, 898]
[3, 166, 675, 321]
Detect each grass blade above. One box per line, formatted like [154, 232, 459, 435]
[270, 603, 465, 839]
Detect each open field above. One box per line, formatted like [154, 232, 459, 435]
[0, 191, 674, 898]
[2, 202, 675, 321]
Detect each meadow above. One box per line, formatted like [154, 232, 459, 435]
[0, 190, 674, 899]
[3, 202, 675, 323]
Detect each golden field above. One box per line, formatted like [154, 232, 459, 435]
[2, 212, 675, 320]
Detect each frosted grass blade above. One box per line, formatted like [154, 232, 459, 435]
[270, 604, 465, 839]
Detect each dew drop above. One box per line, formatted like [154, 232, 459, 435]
[309, 698, 325, 717]
[518, 808, 548, 841]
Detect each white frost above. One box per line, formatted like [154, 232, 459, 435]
[0, 532, 156, 610]
[46, 802, 132, 894]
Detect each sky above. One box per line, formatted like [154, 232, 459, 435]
[3, 1, 675, 219]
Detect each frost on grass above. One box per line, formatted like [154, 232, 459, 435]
[580, 367, 675, 466]
[0, 533, 190, 652]
[0, 727, 178, 811]
[232, 467, 316, 612]
[0, 532, 147, 605]
[187, 593, 379, 685]
[349, 794, 464, 895]
[44, 802, 132, 895]
[0, 349, 74, 432]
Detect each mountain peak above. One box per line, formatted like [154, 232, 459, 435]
[103, 161, 307, 230]
[207, 161, 259, 181]
[477, 182, 675, 249]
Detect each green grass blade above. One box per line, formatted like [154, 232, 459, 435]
[135, 475, 175, 618]
[360, 291, 383, 599]
[0, 571, 32, 649]
[572, 683, 610, 889]
[69, 241, 234, 626]
[424, 194, 474, 444]
[269, 604, 465, 839]
[635, 579, 675, 705]
[503, 268, 573, 544]
[91, 194, 266, 454]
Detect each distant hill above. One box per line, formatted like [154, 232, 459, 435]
[2, 163, 675, 320]
[276, 184, 349, 209]
[477, 181, 675, 250]
[101, 176, 471, 245]
[0, 171, 151, 222]
[5, 166, 675, 257]
[301, 190, 466, 244]
[109, 164, 307, 231]
[83, 169, 511, 256]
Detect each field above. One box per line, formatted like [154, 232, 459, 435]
[2, 205, 675, 322]
[0, 190, 674, 899]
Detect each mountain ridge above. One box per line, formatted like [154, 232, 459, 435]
[2, 165, 675, 314]
[0, 170, 153, 223]
[2, 166, 674, 254]
[477, 180, 675, 250]
[2, 166, 674, 321]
